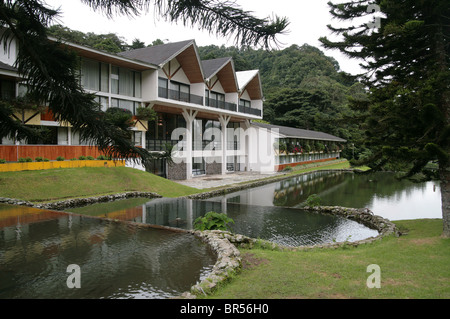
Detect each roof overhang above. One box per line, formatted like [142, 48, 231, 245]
[50, 37, 158, 71]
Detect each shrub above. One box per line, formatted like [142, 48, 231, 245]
[18, 157, 32, 163]
[70, 158, 78, 161]
[78, 156, 86, 160]
[0, 159, 6, 164]
[56, 156, 65, 161]
[193, 212, 235, 232]
[282, 166, 293, 172]
[97, 155, 108, 160]
[305, 194, 321, 207]
[86, 156, 94, 160]
[43, 158, 49, 162]
[35, 157, 43, 162]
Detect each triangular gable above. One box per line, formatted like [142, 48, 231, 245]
[202, 57, 238, 92]
[236, 70, 263, 100]
[119, 40, 204, 83]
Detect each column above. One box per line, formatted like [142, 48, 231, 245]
[182, 108, 198, 179]
[219, 115, 231, 175]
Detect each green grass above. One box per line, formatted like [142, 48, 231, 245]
[205, 219, 450, 299]
[0, 166, 200, 202]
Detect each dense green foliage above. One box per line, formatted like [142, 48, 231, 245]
[197, 43, 366, 159]
[193, 211, 235, 232]
[319, 0, 449, 237]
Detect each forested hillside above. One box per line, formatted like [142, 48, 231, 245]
[47, 25, 368, 159]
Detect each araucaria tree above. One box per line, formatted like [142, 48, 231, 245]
[0, 0, 288, 167]
[320, 0, 449, 236]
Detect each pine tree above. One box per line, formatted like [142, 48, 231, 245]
[320, 0, 450, 236]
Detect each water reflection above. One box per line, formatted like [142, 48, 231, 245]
[0, 204, 216, 299]
[69, 197, 379, 247]
[208, 171, 442, 221]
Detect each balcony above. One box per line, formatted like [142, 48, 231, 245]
[158, 87, 204, 106]
[205, 97, 237, 112]
[238, 105, 262, 117]
[158, 86, 261, 117]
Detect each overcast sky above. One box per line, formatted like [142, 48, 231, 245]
[45, 0, 365, 75]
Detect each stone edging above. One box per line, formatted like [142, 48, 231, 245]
[180, 205, 399, 299]
[0, 191, 162, 210]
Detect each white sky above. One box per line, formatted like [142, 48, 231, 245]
[44, 0, 365, 75]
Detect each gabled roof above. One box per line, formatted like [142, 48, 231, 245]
[201, 57, 232, 79]
[50, 37, 157, 71]
[252, 122, 347, 143]
[236, 70, 263, 100]
[119, 39, 204, 83]
[118, 40, 194, 67]
[202, 57, 238, 92]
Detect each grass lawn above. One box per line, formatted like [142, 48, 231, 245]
[0, 166, 200, 201]
[0, 160, 366, 202]
[205, 219, 450, 299]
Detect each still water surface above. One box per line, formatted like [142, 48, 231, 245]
[0, 204, 216, 299]
[0, 171, 441, 298]
[208, 171, 442, 221]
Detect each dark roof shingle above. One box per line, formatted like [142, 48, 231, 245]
[252, 122, 346, 142]
[118, 40, 194, 66]
[201, 57, 232, 79]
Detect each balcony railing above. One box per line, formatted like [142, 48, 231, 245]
[238, 105, 262, 116]
[158, 87, 204, 106]
[158, 86, 261, 117]
[205, 98, 237, 112]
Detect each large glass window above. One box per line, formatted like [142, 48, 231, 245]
[146, 113, 186, 151]
[227, 122, 240, 150]
[239, 99, 251, 108]
[111, 98, 140, 115]
[206, 90, 225, 108]
[0, 79, 15, 100]
[192, 119, 221, 151]
[169, 81, 190, 102]
[81, 59, 109, 92]
[110, 65, 141, 97]
[192, 157, 206, 176]
[158, 77, 168, 98]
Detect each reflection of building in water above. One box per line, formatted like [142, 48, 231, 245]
[206, 170, 348, 207]
[0, 204, 215, 299]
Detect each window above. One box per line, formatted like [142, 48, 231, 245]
[111, 65, 141, 97]
[206, 90, 225, 108]
[158, 77, 168, 98]
[169, 81, 190, 102]
[0, 79, 16, 100]
[81, 59, 109, 92]
[193, 119, 221, 151]
[192, 157, 206, 176]
[111, 98, 140, 115]
[132, 131, 142, 146]
[239, 99, 251, 108]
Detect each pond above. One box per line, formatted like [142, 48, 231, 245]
[66, 171, 442, 247]
[69, 197, 379, 247]
[0, 170, 441, 299]
[0, 204, 216, 299]
[207, 171, 442, 221]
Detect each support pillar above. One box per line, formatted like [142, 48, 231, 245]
[182, 108, 198, 179]
[219, 115, 231, 175]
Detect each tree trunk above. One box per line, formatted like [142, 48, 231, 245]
[440, 165, 450, 238]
